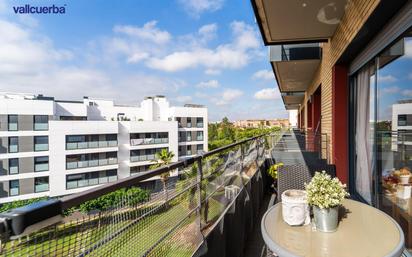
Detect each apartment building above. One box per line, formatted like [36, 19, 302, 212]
[233, 118, 289, 128]
[0, 93, 207, 203]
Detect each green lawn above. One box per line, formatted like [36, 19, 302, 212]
[2, 198, 224, 257]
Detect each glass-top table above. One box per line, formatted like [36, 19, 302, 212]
[261, 199, 404, 257]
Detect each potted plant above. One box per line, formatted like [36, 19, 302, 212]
[267, 162, 284, 180]
[305, 171, 349, 232]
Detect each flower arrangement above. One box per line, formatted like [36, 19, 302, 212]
[305, 171, 349, 209]
[267, 162, 284, 180]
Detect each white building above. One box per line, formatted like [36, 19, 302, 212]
[392, 100, 412, 153]
[0, 93, 208, 203]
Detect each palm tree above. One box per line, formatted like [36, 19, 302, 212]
[150, 149, 175, 203]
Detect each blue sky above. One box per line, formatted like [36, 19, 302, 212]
[0, 0, 287, 121]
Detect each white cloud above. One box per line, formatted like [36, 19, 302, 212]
[113, 21, 171, 44]
[178, 0, 224, 18]
[198, 23, 217, 42]
[378, 75, 397, 83]
[402, 89, 412, 97]
[254, 88, 280, 100]
[146, 21, 261, 72]
[212, 88, 243, 106]
[0, 19, 185, 104]
[381, 86, 401, 94]
[252, 69, 273, 80]
[175, 95, 193, 103]
[205, 69, 221, 75]
[196, 80, 220, 88]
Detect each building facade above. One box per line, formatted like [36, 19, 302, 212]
[252, 0, 412, 250]
[233, 118, 289, 128]
[0, 93, 207, 203]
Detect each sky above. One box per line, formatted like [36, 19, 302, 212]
[0, 0, 288, 121]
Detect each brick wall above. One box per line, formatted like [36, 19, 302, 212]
[300, 0, 380, 163]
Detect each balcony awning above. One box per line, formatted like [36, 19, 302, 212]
[270, 45, 321, 93]
[252, 0, 348, 45]
[282, 93, 304, 110]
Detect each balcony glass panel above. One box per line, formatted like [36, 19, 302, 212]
[108, 176, 117, 182]
[66, 181, 77, 189]
[77, 161, 89, 168]
[88, 160, 99, 167]
[99, 177, 108, 184]
[77, 142, 88, 149]
[9, 145, 18, 153]
[99, 141, 108, 148]
[66, 143, 77, 150]
[34, 123, 48, 131]
[35, 183, 49, 193]
[9, 187, 19, 196]
[108, 158, 117, 165]
[35, 163, 49, 172]
[88, 141, 99, 148]
[108, 140, 117, 147]
[161, 138, 168, 143]
[187, 150, 192, 156]
[66, 162, 78, 169]
[8, 123, 18, 131]
[197, 123, 204, 128]
[9, 166, 18, 175]
[34, 144, 48, 151]
[99, 159, 108, 166]
[78, 180, 89, 187]
[89, 178, 99, 185]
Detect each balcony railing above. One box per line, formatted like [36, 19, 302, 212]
[34, 163, 49, 172]
[34, 143, 48, 152]
[130, 138, 169, 146]
[66, 158, 118, 169]
[66, 175, 117, 190]
[66, 140, 118, 150]
[34, 123, 48, 131]
[130, 154, 156, 162]
[0, 133, 279, 257]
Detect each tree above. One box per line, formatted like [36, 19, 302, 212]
[150, 149, 175, 203]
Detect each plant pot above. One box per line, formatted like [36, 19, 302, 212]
[313, 206, 339, 232]
[281, 190, 310, 226]
[399, 174, 410, 184]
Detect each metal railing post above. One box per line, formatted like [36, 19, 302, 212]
[196, 158, 203, 229]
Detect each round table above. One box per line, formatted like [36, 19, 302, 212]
[261, 199, 405, 257]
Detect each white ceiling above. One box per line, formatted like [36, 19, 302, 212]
[273, 59, 320, 92]
[255, 0, 348, 44]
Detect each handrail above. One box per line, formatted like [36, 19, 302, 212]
[0, 133, 268, 239]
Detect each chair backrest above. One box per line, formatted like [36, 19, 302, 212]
[277, 164, 312, 203]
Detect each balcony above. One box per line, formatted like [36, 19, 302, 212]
[34, 143, 48, 152]
[0, 132, 349, 257]
[66, 140, 118, 150]
[130, 154, 156, 162]
[34, 123, 48, 131]
[66, 157, 118, 170]
[130, 138, 168, 146]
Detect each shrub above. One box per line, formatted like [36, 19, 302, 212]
[267, 163, 283, 180]
[305, 171, 349, 209]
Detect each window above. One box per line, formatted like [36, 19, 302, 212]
[187, 132, 192, 141]
[33, 115, 48, 130]
[9, 159, 19, 175]
[34, 156, 49, 172]
[176, 117, 182, 128]
[130, 165, 150, 175]
[34, 177, 49, 192]
[34, 136, 48, 151]
[187, 118, 192, 128]
[8, 115, 18, 131]
[197, 144, 203, 151]
[186, 145, 192, 156]
[196, 131, 203, 141]
[9, 180, 19, 196]
[8, 137, 18, 153]
[398, 114, 412, 126]
[350, 28, 412, 251]
[196, 117, 203, 128]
